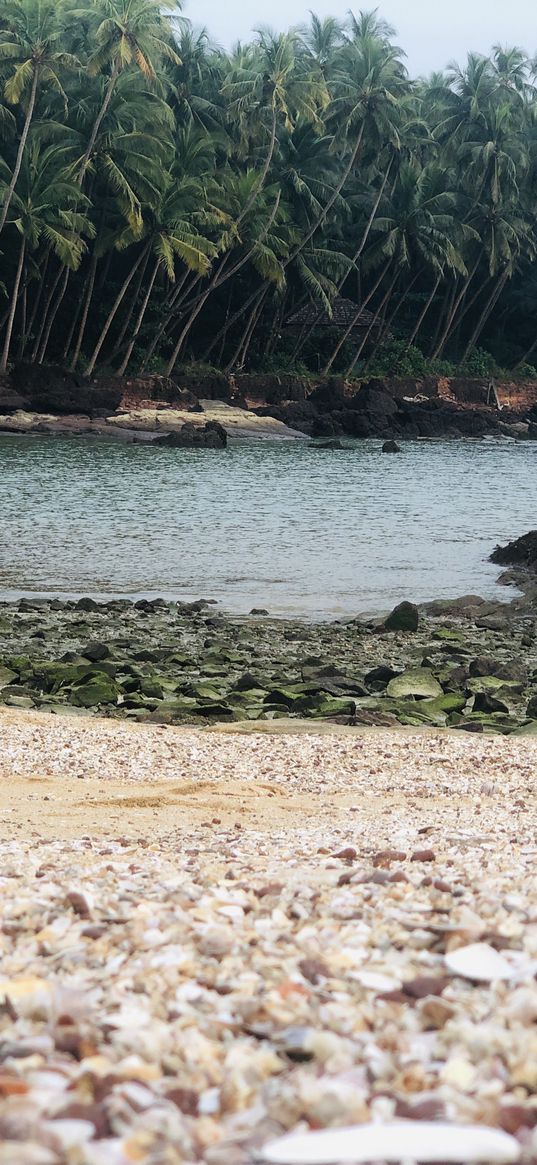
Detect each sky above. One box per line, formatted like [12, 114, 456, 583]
[183, 0, 537, 75]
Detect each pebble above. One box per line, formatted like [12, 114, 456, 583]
[0, 716, 535, 1163]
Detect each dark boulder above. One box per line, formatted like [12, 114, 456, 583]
[352, 383, 399, 423]
[384, 601, 420, 632]
[309, 377, 347, 411]
[382, 439, 401, 453]
[490, 530, 537, 570]
[311, 439, 345, 449]
[154, 421, 227, 449]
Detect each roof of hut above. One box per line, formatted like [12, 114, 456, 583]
[285, 296, 380, 332]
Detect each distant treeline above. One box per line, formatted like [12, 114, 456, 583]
[1, 0, 537, 379]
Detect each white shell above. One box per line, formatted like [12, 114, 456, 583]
[259, 1121, 521, 1164]
[444, 943, 514, 982]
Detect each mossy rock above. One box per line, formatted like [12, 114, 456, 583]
[3, 695, 35, 708]
[387, 669, 443, 699]
[4, 656, 33, 679]
[139, 678, 165, 699]
[468, 677, 524, 696]
[191, 702, 240, 719]
[510, 720, 537, 735]
[384, 601, 419, 632]
[431, 627, 467, 643]
[310, 696, 356, 718]
[410, 693, 467, 725]
[264, 687, 311, 708]
[71, 677, 120, 707]
[0, 666, 17, 690]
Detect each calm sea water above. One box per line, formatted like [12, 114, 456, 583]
[0, 434, 535, 618]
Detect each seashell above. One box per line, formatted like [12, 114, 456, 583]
[258, 1121, 521, 1164]
[352, 971, 402, 992]
[45, 1117, 96, 1148]
[445, 943, 515, 982]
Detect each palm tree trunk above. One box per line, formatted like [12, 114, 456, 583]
[70, 252, 98, 371]
[26, 249, 50, 346]
[347, 268, 399, 377]
[459, 269, 509, 364]
[406, 276, 441, 348]
[165, 195, 282, 375]
[431, 258, 480, 360]
[62, 279, 84, 361]
[116, 255, 160, 376]
[235, 106, 277, 229]
[138, 269, 195, 373]
[77, 59, 120, 183]
[31, 263, 64, 360]
[0, 67, 39, 235]
[17, 284, 27, 358]
[110, 246, 151, 361]
[429, 279, 455, 355]
[323, 257, 392, 375]
[1, 235, 25, 371]
[292, 158, 394, 362]
[37, 266, 70, 363]
[84, 242, 151, 378]
[225, 286, 268, 372]
[201, 285, 261, 363]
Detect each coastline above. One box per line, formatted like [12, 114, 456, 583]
[1, 569, 536, 733]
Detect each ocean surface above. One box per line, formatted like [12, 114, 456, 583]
[0, 434, 535, 618]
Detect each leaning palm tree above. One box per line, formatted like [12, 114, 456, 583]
[0, 141, 93, 370]
[0, 0, 80, 234]
[74, 0, 181, 182]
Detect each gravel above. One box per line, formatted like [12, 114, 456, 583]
[0, 710, 536, 1165]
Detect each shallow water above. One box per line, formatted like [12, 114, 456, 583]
[0, 434, 535, 617]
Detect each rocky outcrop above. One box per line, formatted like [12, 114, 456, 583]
[153, 421, 227, 448]
[490, 531, 537, 571]
[11, 363, 123, 414]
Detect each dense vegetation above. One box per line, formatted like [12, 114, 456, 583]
[1, 0, 537, 380]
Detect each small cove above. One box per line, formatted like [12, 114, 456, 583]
[0, 434, 535, 618]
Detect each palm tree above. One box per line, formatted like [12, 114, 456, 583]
[0, 0, 79, 233]
[74, 0, 181, 182]
[0, 141, 93, 370]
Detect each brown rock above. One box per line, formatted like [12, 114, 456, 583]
[411, 848, 436, 862]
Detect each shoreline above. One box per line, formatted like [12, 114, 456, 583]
[1, 575, 536, 734]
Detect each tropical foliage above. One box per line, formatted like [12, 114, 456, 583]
[1, 0, 537, 377]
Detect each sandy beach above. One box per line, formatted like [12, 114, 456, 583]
[0, 709, 536, 1163]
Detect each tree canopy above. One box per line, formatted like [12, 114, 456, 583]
[1, 0, 537, 378]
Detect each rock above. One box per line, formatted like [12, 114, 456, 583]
[386, 669, 442, 699]
[70, 677, 120, 707]
[250, 608, 269, 616]
[82, 641, 109, 662]
[526, 694, 537, 717]
[0, 667, 17, 690]
[381, 439, 401, 453]
[153, 421, 227, 448]
[384, 601, 419, 632]
[11, 363, 123, 414]
[363, 665, 400, 688]
[310, 438, 346, 449]
[490, 530, 537, 570]
[473, 691, 510, 714]
[76, 597, 100, 612]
